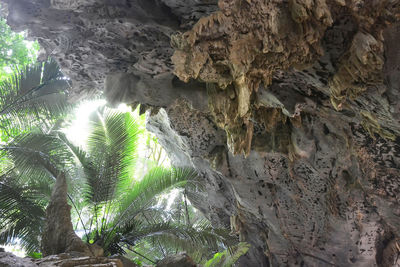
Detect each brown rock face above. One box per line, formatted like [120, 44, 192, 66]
[171, 0, 399, 154]
[41, 173, 102, 257]
[0, 251, 37, 267]
[0, 251, 123, 267]
[171, 0, 333, 155]
[156, 252, 196, 267]
[3, 0, 400, 266]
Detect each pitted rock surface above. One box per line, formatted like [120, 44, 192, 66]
[172, 0, 400, 154]
[3, 0, 400, 266]
[0, 252, 124, 267]
[4, 0, 218, 100]
[0, 252, 37, 267]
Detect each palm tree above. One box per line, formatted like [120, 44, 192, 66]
[0, 58, 72, 254]
[0, 106, 236, 259]
[0, 59, 237, 261]
[0, 126, 89, 255]
[66, 107, 236, 262]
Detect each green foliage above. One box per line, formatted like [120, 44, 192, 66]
[0, 16, 39, 81]
[27, 251, 42, 259]
[81, 108, 141, 205]
[0, 108, 142, 253]
[0, 59, 70, 253]
[206, 252, 225, 267]
[82, 165, 202, 256]
[70, 108, 236, 263]
[0, 174, 47, 253]
[131, 219, 236, 264]
[127, 186, 237, 264]
[204, 242, 251, 267]
[0, 59, 71, 142]
[0, 102, 228, 261]
[132, 258, 143, 266]
[0, 67, 237, 261]
[0, 126, 82, 253]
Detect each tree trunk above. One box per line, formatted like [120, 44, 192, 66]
[41, 173, 94, 256]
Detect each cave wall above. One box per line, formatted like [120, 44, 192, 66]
[3, 0, 400, 266]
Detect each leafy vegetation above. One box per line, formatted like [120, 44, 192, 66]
[0, 102, 239, 264]
[0, 105, 232, 255]
[0, 171, 47, 253]
[0, 58, 71, 142]
[0, 10, 39, 81]
[0, 59, 72, 253]
[66, 109, 235, 262]
[204, 242, 251, 267]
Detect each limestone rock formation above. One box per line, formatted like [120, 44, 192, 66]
[0, 251, 37, 267]
[155, 252, 196, 267]
[0, 251, 124, 267]
[3, 0, 400, 266]
[41, 173, 103, 257]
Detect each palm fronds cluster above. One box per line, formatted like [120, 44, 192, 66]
[0, 59, 71, 253]
[66, 108, 237, 263]
[0, 60, 240, 264]
[0, 59, 71, 142]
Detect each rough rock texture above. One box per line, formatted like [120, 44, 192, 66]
[3, 0, 400, 266]
[171, 0, 400, 154]
[0, 251, 37, 267]
[155, 252, 196, 267]
[0, 252, 124, 267]
[41, 174, 102, 257]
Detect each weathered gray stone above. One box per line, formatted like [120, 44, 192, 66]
[0, 252, 125, 267]
[156, 252, 196, 267]
[41, 173, 100, 257]
[0, 252, 37, 267]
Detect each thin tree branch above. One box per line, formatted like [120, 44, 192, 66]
[184, 189, 191, 226]
[142, 212, 166, 257]
[68, 193, 89, 242]
[125, 245, 156, 264]
[0, 80, 49, 115]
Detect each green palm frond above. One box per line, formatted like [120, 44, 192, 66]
[0, 58, 71, 140]
[116, 167, 198, 226]
[2, 131, 70, 182]
[0, 94, 236, 262]
[204, 242, 251, 267]
[0, 130, 86, 209]
[28, 179, 53, 204]
[84, 165, 199, 256]
[82, 109, 140, 205]
[125, 220, 234, 250]
[56, 132, 96, 197]
[123, 220, 236, 264]
[96, 213, 236, 259]
[57, 132, 91, 170]
[0, 177, 45, 253]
